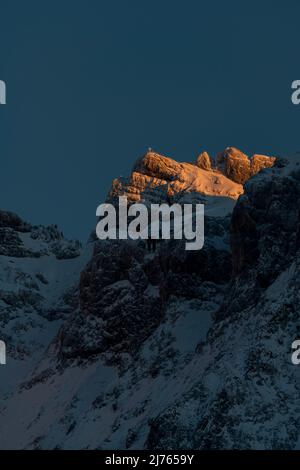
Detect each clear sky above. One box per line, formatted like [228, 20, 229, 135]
[0, 0, 300, 240]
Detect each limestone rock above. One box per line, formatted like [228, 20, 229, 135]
[195, 151, 213, 171]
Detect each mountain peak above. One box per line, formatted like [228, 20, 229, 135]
[108, 147, 276, 205]
[216, 147, 276, 184]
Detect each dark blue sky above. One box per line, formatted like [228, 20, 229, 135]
[0, 0, 300, 240]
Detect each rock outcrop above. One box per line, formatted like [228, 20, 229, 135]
[195, 151, 213, 171]
[0, 210, 81, 259]
[217, 147, 276, 184]
[109, 150, 244, 204]
[109, 148, 275, 205]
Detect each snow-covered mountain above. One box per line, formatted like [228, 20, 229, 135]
[0, 213, 93, 396]
[2, 147, 299, 450]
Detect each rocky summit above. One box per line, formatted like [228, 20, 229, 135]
[2, 148, 300, 450]
[108, 147, 276, 205]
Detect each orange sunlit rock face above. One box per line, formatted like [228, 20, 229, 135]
[107, 148, 276, 204]
[217, 147, 276, 184]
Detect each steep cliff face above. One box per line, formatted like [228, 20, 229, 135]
[59, 214, 232, 360]
[1, 149, 297, 451]
[146, 155, 300, 450]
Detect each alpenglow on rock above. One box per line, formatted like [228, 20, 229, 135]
[217, 146, 276, 184]
[195, 151, 213, 171]
[108, 148, 275, 205]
